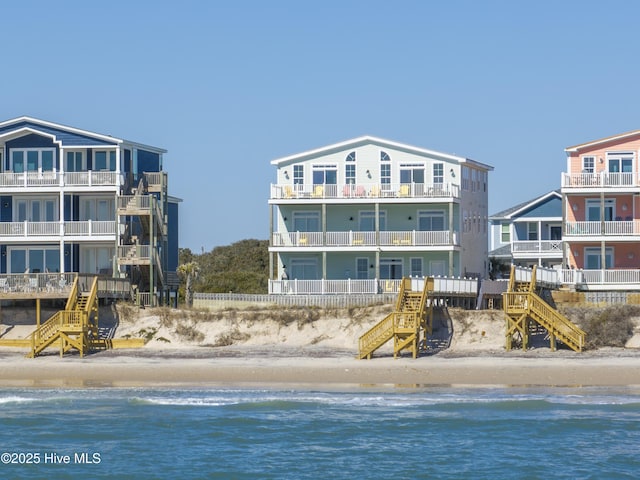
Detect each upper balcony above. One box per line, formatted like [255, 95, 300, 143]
[271, 230, 460, 248]
[0, 220, 117, 242]
[511, 240, 563, 256]
[564, 220, 640, 239]
[270, 182, 460, 201]
[0, 171, 121, 191]
[561, 172, 640, 191]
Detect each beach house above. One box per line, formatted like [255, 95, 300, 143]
[0, 116, 179, 305]
[268, 136, 493, 294]
[488, 190, 563, 270]
[562, 130, 640, 290]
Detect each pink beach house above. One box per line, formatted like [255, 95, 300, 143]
[562, 130, 640, 289]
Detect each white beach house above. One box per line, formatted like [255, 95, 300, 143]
[268, 136, 493, 294]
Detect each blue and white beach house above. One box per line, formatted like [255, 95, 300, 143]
[0, 116, 180, 305]
[268, 136, 493, 294]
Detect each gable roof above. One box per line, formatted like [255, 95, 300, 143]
[565, 129, 640, 152]
[490, 189, 561, 220]
[271, 135, 493, 171]
[0, 116, 166, 153]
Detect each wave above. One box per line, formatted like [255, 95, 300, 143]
[127, 387, 640, 409]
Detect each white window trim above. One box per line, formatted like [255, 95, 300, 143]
[10, 147, 57, 173]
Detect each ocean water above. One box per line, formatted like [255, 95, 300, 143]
[0, 386, 639, 479]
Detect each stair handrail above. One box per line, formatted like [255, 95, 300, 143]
[358, 312, 395, 358]
[65, 277, 79, 311]
[528, 291, 586, 351]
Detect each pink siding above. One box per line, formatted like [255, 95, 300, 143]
[568, 135, 640, 174]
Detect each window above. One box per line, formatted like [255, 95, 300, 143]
[14, 198, 58, 222]
[359, 211, 386, 231]
[80, 246, 114, 274]
[66, 151, 86, 172]
[400, 164, 425, 184]
[528, 222, 538, 240]
[550, 226, 562, 240]
[418, 211, 445, 231]
[293, 212, 320, 232]
[8, 247, 60, 273]
[380, 152, 391, 190]
[290, 258, 318, 280]
[500, 223, 511, 243]
[380, 258, 402, 279]
[356, 258, 369, 280]
[94, 150, 116, 171]
[410, 258, 423, 277]
[582, 156, 595, 173]
[584, 247, 613, 270]
[586, 199, 614, 222]
[312, 164, 337, 184]
[345, 152, 356, 184]
[380, 163, 391, 189]
[81, 198, 115, 221]
[10, 148, 56, 173]
[293, 165, 304, 185]
[433, 163, 444, 184]
[607, 153, 633, 173]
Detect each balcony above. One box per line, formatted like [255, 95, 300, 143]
[559, 268, 640, 290]
[0, 171, 120, 189]
[270, 182, 460, 200]
[0, 221, 116, 239]
[271, 230, 459, 248]
[512, 240, 563, 255]
[564, 220, 640, 238]
[561, 172, 639, 189]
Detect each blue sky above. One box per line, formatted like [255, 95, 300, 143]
[4, 0, 640, 251]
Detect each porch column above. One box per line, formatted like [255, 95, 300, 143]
[322, 251, 326, 280]
[449, 204, 454, 276]
[59, 190, 65, 273]
[269, 204, 274, 279]
[561, 191, 567, 268]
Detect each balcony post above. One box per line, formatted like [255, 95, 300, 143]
[88, 219, 92, 237]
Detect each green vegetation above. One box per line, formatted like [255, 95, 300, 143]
[178, 239, 269, 295]
[563, 305, 638, 349]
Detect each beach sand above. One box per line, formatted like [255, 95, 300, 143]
[1, 304, 640, 388]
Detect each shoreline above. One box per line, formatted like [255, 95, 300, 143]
[1, 348, 640, 388]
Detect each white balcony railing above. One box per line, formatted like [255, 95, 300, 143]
[559, 268, 640, 287]
[565, 221, 640, 236]
[117, 245, 151, 260]
[271, 182, 460, 200]
[0, 171, 121, 188]
[561, 172, 638, 188]
[512, 240, 563, 254]
[0, 220, 117, 238]
[271, 230, 459, 247]
[269, 276, 478, 295]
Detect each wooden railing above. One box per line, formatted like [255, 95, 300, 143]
[358, 312, 395, 359]
[503, 291, 586, 352]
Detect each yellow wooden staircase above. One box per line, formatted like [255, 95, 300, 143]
[27, 277, 100, 358]
[503, 265, 586, 352]
[358, 277, 433, 359]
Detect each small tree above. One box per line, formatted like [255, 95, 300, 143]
[177, 261, 200, 307]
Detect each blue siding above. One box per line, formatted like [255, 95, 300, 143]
[518, 197, 562, 218]
[137, 149, 160, 174]
[0, 120, 117, 147]
[0, 196, 11, 222]
[167, 201, 179, 271]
